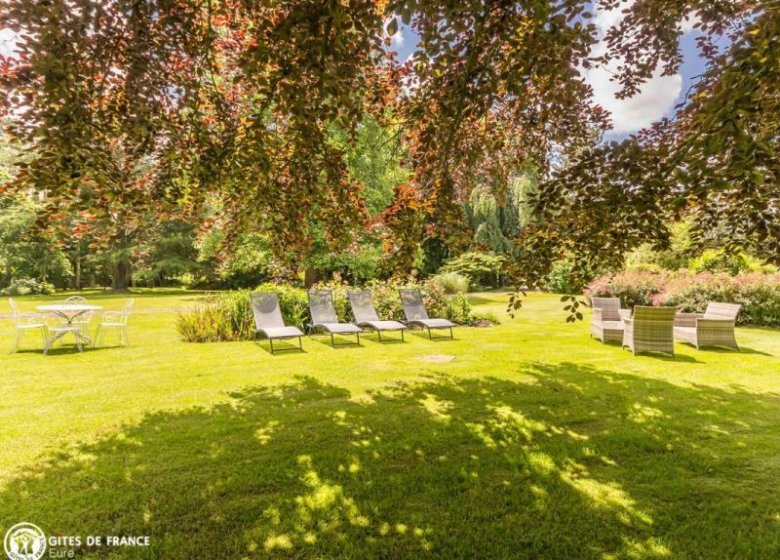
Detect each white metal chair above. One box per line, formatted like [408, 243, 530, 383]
[64, 295, 92, 337]
[94, 299, 134, 347]
[45, 322, 85, 353]
[8, 297, 49, 353]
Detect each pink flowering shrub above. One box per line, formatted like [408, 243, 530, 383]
[584, 271, 669, 309]
[586, 271, 780, 327]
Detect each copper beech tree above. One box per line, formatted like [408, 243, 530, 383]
[0, 0, 776, 291]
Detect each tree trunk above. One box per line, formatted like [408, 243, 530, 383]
[111, 257, 132, 291]
[304, 268, 319, 288]
[74, 247, 82, 290]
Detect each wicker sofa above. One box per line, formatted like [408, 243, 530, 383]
[673, 302, 741, 350]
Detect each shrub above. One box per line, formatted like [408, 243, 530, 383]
[585, 271, 669, 308]
[177, 278, 478, 342]
[1, 278, 55, 296]
[175, 291, 254, 342]
[586, 271, 780, 327]
[538, 259, 602, 294]
[432, 272, 470, 294]
[688, 249, 775, 276]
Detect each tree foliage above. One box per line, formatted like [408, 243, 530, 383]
[509, 3, 778, 315]
[0, 0, 775, 301]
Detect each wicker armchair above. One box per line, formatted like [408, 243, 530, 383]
[674, 302, 741, 350]
[589, 297, 630, 343]
[622, 306, 677, 356]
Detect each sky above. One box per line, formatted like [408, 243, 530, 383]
[0, 28, 15, 58]
[2, 4, 709, 141]
[388, 5, 711, 141]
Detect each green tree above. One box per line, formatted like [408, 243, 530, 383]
[465, 170, 537, 255]
[338, 115, 409, 216]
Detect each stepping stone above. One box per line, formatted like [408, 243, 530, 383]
[419, 354, 456, 363]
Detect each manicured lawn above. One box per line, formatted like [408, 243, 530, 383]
[1, 290, 779, 559]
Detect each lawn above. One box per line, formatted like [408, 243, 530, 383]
[1, 290, 779, 559]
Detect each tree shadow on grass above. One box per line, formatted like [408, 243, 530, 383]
[689, 345, 773, 357]
[1, 363, 779, 559]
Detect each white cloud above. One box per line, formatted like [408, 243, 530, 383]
[391, 29, 404, 47]
[382, 17, 404, 48]
[0, 28, 19, 58]
[584, 1, 684, 134]
[680, 12, 702, 34]
[586, 65, 682, 134]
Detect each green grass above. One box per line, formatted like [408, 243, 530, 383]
[1, 290, 779, 559]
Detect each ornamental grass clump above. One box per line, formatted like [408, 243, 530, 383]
[175, 291, 253, 342]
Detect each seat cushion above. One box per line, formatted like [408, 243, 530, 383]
[49, 325, 81, 332]
[315, 322, 362, 334]
[259, 326, 304, 339]
[18, 323, 47, 329]
[409, 318, 456, 329]
[361, 320, 407, 331]
[673, 326, 697, 343]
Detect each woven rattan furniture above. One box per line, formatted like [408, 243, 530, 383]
[674, 302, 741, 350]
[307, 289, 361, 347]
[589, 297, 630, 343]
[398, 288, 456, 339]
[622, 306, 677, 356]
[348, 290, 407, 341]
[250, 292, 304, 353]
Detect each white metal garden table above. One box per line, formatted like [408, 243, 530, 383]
[36, 303, 102, 353]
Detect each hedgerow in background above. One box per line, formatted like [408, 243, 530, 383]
[586, 271, 780, 327]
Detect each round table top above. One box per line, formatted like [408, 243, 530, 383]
[37, 304, 103, 312]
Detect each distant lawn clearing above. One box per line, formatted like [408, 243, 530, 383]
[1, 291, 779, 559]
